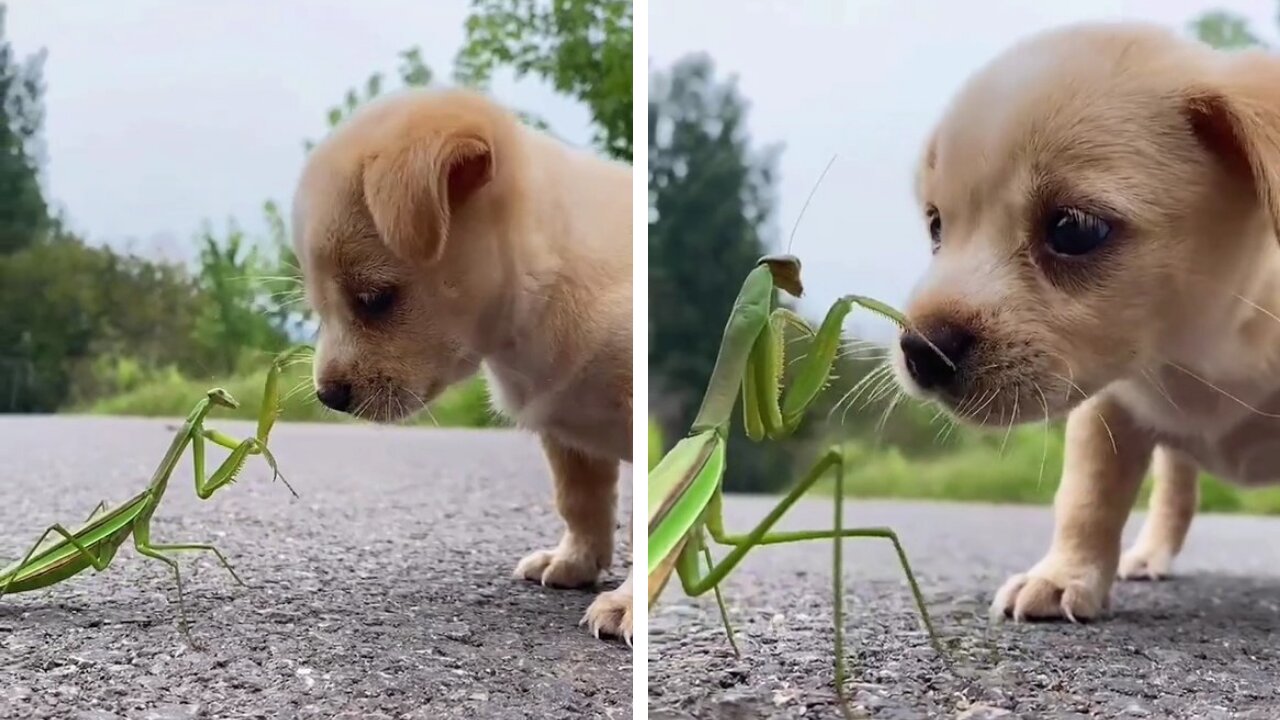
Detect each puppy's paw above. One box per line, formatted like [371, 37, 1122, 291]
[582, 585, 633, 644]
[991, 558, 1109, 623]
[1118, 543, 1174, 581]
[515, 542, 604, 589]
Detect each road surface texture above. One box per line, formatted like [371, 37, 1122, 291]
[0, 416, 631, 720]
[650, 496, 1280, 720]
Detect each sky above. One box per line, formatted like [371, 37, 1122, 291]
[649, 0, 1278, 339]
[5, 0, 594, 262]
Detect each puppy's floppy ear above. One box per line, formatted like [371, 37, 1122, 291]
[362, 132, 494, 264]
[1184, 53, 1280, 241]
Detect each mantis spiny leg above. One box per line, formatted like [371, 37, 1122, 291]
[200, 428, 298, 498]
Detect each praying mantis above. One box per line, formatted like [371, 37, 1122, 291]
[648, 255, 946, 715]
[0, 345, 312, 646]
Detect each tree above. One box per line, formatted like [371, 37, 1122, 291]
[0, 3, 49, 254]
[1191, 9, 1268, 49]
[192, 222, 289, 376]
[456, 0, 633, 161]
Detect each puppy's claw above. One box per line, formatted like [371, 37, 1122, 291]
[515, 546, 602, 589]
[1118, 546, 1173, 581]
[992, 565, 1107, 623]
[581, 585, 633, 644]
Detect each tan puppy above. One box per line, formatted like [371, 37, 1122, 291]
[292, 88, 633, 640]
[892, 23, 1280, 622]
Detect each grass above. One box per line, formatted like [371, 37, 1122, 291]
[823, 426, 1280, 515]
[647, 417, 1280, 515]
[82, 363, 500, 429]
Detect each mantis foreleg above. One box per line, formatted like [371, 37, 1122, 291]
[196, 428, 298, 498]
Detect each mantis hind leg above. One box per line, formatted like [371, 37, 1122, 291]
[0, 524, 112, 598]
[683, 449, 940, 717]
[83, 501, 109, 522]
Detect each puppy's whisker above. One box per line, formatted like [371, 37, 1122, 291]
[999, 385, 1019, 457]
[1167, 360, 1280, 419]
[1138, 368, 1181, 413]
[1096, 409, 1118, 456]
[830, 364, 888, 422]
[861, 371, 899, 409]
[1033, 383, 1051, 489]
[876, 389, 904, 434]
[282, 378, 313, 405]
[970, 388, 999, 420]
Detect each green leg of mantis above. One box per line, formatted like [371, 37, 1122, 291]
[84, 501, 109, 522]
[196, 346, 309, 497]
[131, 523, 194, 644]
[676, 450, 940, 718]
[651, 258, 948, 717]
[0, 524, 113, 598]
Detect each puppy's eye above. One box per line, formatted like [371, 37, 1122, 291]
[1044, 208, 1111, 256]
[926, 206, 942, 253]
[355, 287, 397, 317]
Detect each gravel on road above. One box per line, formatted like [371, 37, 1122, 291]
[0, 416, 632, 720]
[649, 496, 1280, 720]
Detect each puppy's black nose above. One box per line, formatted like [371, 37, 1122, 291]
[316, 382, 353, 412]
[900, 323, 974, 391]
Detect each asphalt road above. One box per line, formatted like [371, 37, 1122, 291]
[0, 416, 632, 720]
[649, 497, 1280, 720]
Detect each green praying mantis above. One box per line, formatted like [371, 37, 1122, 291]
[648, 255, 948, 715]
[0, 345, 312, 646]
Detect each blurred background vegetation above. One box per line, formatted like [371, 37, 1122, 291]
[647, 4, 1280, 514]
[0, 0, 630, 426]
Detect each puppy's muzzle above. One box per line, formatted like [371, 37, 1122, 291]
[900, 322, 974, 392]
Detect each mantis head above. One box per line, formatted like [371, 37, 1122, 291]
[207, 388, 240, 409]
[758, 254, 803, 297]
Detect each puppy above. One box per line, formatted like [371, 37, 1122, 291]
[893, 23, 1280, 622]
[292, 88, 633, 641]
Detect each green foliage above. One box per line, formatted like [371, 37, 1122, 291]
[457, 0, 633, 160]
[193, 222, 289, 375]
[1191, 9, 1267, 48]
[0, 233, 208, 411]
[813, 425, 1280, 515]
[85, 368, 497, 429]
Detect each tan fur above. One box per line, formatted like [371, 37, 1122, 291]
[893, 23, 1280, 621]
[292, 88, 633, 640]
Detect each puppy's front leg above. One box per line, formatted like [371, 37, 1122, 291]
[1119, 446, 1198, 581]
[516, 434, 617, 588]
[993, 395, 1153, 622]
